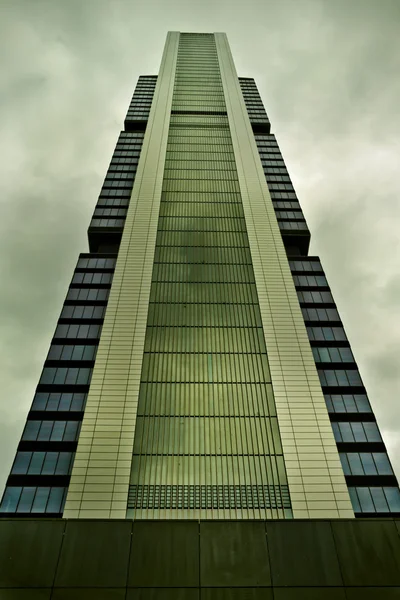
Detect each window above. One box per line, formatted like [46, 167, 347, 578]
[293, 275, 328, 287]
[289, 260, 323, 272]
[331, 421, 381, 443]
[22, 420, 80, 442]
[325, 394, 371, 413]
[54, 324, 101, 339]
[66, 288, 110, 302]
[349, 487, 400, 514]
[312, 347, 354, 363]
[60, 305, 106, 319]
[47, 345, 97, 361]
[0, 486, 67, 514]
[302, 308, 340, 322]
[297, 290, 334, 304]
[32, 392, 87, 412]
[39, 367, 92, 385]
[307, 326, 347, 342]
[11, 451, 75, 475]
[318, 369, 362, 387]
[71, 272, 113, 285]
[340, 452, 393, 476]
[76, 257, 116, 269]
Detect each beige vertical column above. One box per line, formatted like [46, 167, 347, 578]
[215, 33, 353, 518]
[63, 32, 180, 519]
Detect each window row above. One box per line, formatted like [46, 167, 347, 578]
[266, 183, 294, 191]
[102, 180, 134, 189]
[94, 208, 127, 217]
[147, 302, 262, 327]
[11, 451, 75, 476]
[114, 147, 142, 155]
[47, 344, 98, 362]
[275, 211, 304, 220]
[39, 367, 92, 386]
[141, 352, 270, 384]
[22, 420, 81, 442]
[98, 188, 132, 198]
[332, 421, 381, 443]
[340, 452, 393, 476]
[270, 191, 298, 200]
[90, 218, 125, 228]
[158, 217, 246, 232]
[72, 272, 113, 285]
[307, 326, 347, 341]
[54, 323, 101, 339]
[278, 221, 308, 231]
[107, 163, 138, 172]
[301, 307, 340, 322]
[66, 288, 110, 302]
[76, 257, 116, 269]
[109, 157, 140, 165]
[144, 326, 267, 354]
[349, 487, 400, 514]
[289, 260, 322, 272]
[152, 263, 255, 284]
[32, 392, 87, 412]
[96, 197, 129, 207]
[293, 275, 328, 287]
[318, 369, 362, 388]
[0, 486, 67, 514]
[150, 282, 259, 304]
[262, 166, 288, 174]
[325, 394, 371, 414]
[60, 305, 106, 320]
[273, 201, 300, 210]
[313, 347, 353, 363]
[265, 175, 291, 183]
[297, 290, 334, 304]
[104, 170, 136, 180]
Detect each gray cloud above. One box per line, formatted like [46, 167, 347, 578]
[0, 0, 399, 492]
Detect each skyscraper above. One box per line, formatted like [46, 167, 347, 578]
[1, 31, 399, 521]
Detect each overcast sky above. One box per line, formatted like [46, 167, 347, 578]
[1, 0, 400, 495]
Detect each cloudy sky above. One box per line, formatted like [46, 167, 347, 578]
[1, 0, 400, 494]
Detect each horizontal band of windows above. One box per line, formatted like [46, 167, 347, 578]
[147, 304, 262, 327]
[313, 346, 354, 363]
[319, 369, 362, 387]
[141, 353, 271, 384]
[66, 288, 110, 302]
[150, 283, 259, 304]
[164, 162, 237, 172]
[332, 421, 381, 443]
[54, 324, 101, 339]
[72, 272, 113, 285]
[39, 367, 92, 386]
[47, 344, 98, 362]
[104, 171, 136, 180]
[162, 173, 239, 182]
[11, 451, 75, 476]
[302, 307, 340, 322]
[290, 260, 322, 272]
[0, 486, 67, 515]
[340, 452, 393, 476]
[76, 257, 116, 269]
[98, 190, 132, 199]
[60, 305, 106, 319]
[144, 328, 267, 354]
[32, 392, 87, 412]
[307, 326, 347, 341]
[278, 222, 308, 231]
[138, 382, 276, 417]
[297, 291, 334, 305]
[325, 393, 371, 413]
[293, 275, 328, 286]
[89, 218, 125, 228]
[161, 192, 242, 202]
[275, 211, 304, 220]
[349, 486, 400, 514]
[22, 420, 81, 442]
[156, 233, 250, 249]
[266, 183, 294, 191]
[270, 192, 298, 200]
[106, 164, 138, 172]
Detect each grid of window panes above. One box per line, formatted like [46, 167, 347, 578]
[290, 256, 400, 514]
[0, 255, 115, 515]
[253, 133, 310, 245]
[125, 75, 157, 125]
[128, 36, 291, 519]
[239, 78, 270, 128]
[89, 131, 146, 236]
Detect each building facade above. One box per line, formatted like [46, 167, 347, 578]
[1, 32, 399, 520]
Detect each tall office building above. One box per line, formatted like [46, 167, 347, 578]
[1, 32, 399, 521]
